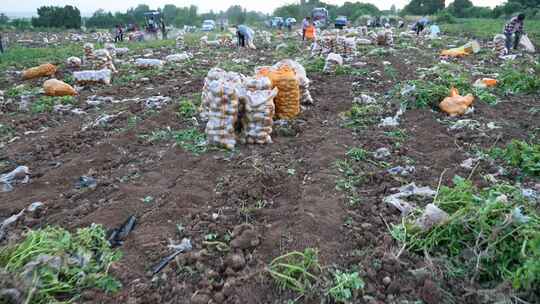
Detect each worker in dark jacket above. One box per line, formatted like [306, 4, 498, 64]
[0, 33, 4, 53]
[504, 13, 525, 50]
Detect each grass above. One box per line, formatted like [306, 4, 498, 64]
[0, 224, 122, 303]
[391, 176, 540, 291]
[491, 140, 540, 177]
[0, 44, 81, 70]
[268, 248, 322, 295]
[441, 18, 540, 44]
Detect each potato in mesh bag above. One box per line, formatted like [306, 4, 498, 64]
[43, 79, 77, 96]
[242, 88, 278, 144]
[22, 63, 57, 80]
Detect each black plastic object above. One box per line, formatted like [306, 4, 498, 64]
[107, 215, 137, 247]
[151, 250, 183, 275]
[75, 176, 97, 189]
[151, 239, 192, 275]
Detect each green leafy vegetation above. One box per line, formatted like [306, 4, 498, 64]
[268, 248, 322, 294]
[177, 99, 198, 118]
[0, 224, 122, 303]
[328, 270, 364, 303]
[499, 63, 540, 95]
[491, 140, 540, 177]
[342, 104, 384, 129]
[391, 176, 540, 291]
[31, 96, 75, 113]
[140, 127, 207, 154]
[303, 57, 326, 74]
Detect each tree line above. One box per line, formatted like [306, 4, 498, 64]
[1, 0, 538, 30]
[403, 0, 540, 19]
[85, 4, 267, 29]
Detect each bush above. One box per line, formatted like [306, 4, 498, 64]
[436, 10, 456, 24]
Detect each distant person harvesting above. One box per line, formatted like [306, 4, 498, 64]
[235, 24, 254, 48]
[414, 17, 429, 36]
[302, 17, 311, 41]
[504, 13, 525, 51]
[114, 25, 124, 42]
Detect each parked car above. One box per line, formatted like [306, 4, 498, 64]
[335, 16, 348, 29]
[202, 20, 216, 32]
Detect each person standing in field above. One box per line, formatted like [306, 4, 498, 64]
[414, 17, 429, 36]
[235, 24, 254, 48]
[504, 13, 525, 51]
[0, 33, 4, 53]
[302, 17, 311, 41]
[304, 20, 316, 42]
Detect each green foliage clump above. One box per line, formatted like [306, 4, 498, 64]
[436, 10, 457, 24]
[499, 64, 540, 95]
[177, 99, 197, 118]
[404, 64, 472, 109]
[391, 176, 540, 291]
[268, 248, 322, 294]
[491, 140, 540, 177]
[31, 96, 75, 113]
[304, 57, 326, 74]
[141, 127, 207, 154]
[328, 270, 364, 303]
[0, 224, 122, 303]
[343, 104, 384, 129]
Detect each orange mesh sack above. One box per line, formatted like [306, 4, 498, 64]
[263, 66, 300, 119]
[22, 63, 57, 80]
[439, 87, 474, 117]
[43, 79, 77, 96]
[272, 60, 313, 105]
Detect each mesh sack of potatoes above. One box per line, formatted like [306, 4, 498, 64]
[493, 34, 508, 57]
[43, 79, 77, 96]
[205, 80, 240, 149]
[66, 56, 82, 68]
[73, 69, 112, 85]
[272, 60, 313, 105]
[323, 53, 343, 74]
[258, 66, 300, 119]
[200, 68, 243, 121]
[104, 43, 116, 57]
[176, 33, 185, 49]
[240, 82, 278, 144]
[22, 63, 57, 80]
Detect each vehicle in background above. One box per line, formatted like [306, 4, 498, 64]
[271, 17, 284, 28]
[335, 16, 348, 29]
[202, 20, 216, 32]
[143, 11, 161, 34]
[312, 7, 329, 28]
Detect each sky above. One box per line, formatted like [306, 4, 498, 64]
[2, 0, 506, 16]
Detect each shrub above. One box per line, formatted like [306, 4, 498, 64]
[436, 10, 456, 24]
